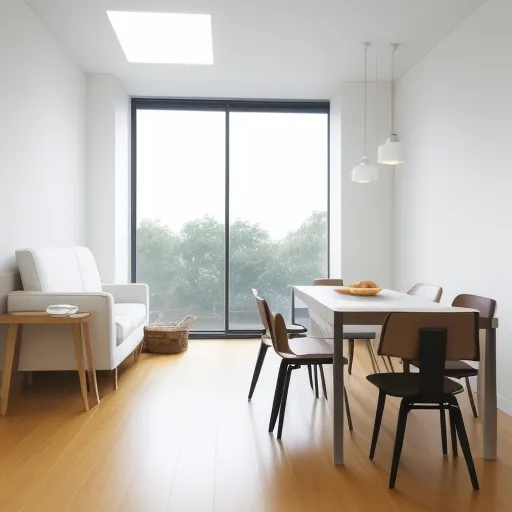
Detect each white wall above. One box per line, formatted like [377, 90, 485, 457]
[395, 0, 512, 410]
[87, 74, 130, 283]
[0, 0, 86, 274]
[338, 82, 394, 288]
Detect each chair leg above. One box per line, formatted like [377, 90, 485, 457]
[348, 339, 355, 375]
[344, 386, 354, 431]
[440, 405, 448, 455]
[369, 390, 386, 460]
[269, 361, 288, 432]
[465, 377, 478, 418]
[319, 365, 328, 399]
[381, 356, 390, 372]
[365, 340, 380, 373]
[313, 365, 319, 399]
[248, 340, 270, 400]
[449, 405, 458, 457]
[451, 403, 479, 490]
[307, 365, 314, 390]
[277, 365, 298, 439]
[389, 399, 410, 489]
[387, 357, 395, 373]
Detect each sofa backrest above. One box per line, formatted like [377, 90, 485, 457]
[16, 247, 102, 292]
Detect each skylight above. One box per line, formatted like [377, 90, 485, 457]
[106, 11, 213, 65]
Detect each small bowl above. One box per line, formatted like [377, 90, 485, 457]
[46, 304, 78, 317]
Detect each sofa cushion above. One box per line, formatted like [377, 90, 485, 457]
[16, 246, 102, 292]
[115, 303, 147, 346]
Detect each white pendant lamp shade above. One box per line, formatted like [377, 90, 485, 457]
[352, 156, 378, 183]
[378, 133, 408, 165]
[378, 43, 408, 166]
[352, 42, 378, 183]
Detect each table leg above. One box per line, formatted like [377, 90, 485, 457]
[81, 321, 100, 406]
[71, 324, 90, 412]
[478, 327, 497, 460]
[333, 311, 344, 465]
[1, 324, 19, 416]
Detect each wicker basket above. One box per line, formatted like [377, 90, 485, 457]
[144, 324, 189, 354]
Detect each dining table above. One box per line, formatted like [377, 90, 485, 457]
[292, 286, 499, 466]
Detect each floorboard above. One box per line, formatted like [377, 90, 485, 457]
[0, 339, 511, 511]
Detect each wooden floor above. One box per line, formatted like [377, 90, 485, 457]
[0, 340, 511, 512]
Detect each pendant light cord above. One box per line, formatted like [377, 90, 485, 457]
[391, 45, 396, 134]
[364, 45, 367, 156]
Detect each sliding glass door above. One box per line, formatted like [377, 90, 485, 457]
[228, 111, 328, 330]
[133, 100, 329, 336]
[135, 108, 226, 330]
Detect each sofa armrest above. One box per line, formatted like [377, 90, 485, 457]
[8, 290, 114, 314]
[7, 291, 116, 368]
[102, 284, 149, 306]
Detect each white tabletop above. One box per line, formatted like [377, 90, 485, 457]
[293, 286, 473, 313]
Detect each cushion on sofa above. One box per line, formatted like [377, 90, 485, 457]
[16, 246, 102, 292]
[115, 303, 147, 346]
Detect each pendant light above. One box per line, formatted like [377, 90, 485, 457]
[378, 43, 408, 165]
[352, 42, 378, 183]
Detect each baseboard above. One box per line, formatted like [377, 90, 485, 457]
[498, 394, 512, 416]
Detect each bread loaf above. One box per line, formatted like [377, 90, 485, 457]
[350, 280, 378, 289]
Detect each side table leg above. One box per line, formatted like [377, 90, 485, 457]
[1, 324, 19, 416]
[82, 322, 100, 406]
[71, 324, 90, 412]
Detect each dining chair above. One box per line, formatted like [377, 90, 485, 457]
[390, 282, 445, 373]
[413, 294, 496, 419]
[262, 306, 353, 439]
[248, 288, 307, 400]
[407, 283, 443, 303]
[312, 278, 377, 375]
[367, 311, 480, 490]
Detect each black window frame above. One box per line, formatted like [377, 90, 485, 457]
[131, 98, 330, 338]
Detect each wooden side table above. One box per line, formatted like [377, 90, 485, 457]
[0, 312, 100, 415]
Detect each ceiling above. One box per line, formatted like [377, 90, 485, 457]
[27, 0, 486, 98]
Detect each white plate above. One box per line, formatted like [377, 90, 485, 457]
[46, 304, 78, 317]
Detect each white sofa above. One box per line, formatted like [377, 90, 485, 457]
[7, 246, 149, 387]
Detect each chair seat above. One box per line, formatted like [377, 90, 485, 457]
[287, 323, 307, 335]
[344, 331, 376, 340]
[289, 336, 333, 356]
[366, 373, 463, 398]
[444, 360, 479, 377]
[284, 337, 348, 364]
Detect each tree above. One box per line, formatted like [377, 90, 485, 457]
[135, 211, 327, 324]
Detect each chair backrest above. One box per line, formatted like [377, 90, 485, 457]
[313, 278, 344, 286]
[407, 283, 443, 303]
[252, 290, 292, 355]
[452, 294, 497, 319]
[272, 313, 294, 357]
[16, 246, 102, 292]
[378, 312, 479, 362]
[252, 288, 270, 332]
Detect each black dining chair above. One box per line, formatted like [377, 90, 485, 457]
[367, 311, 480, 490]
[248, 288, 307, 400]
[412, 294, 496, 419]
[253, 292, 353, 439]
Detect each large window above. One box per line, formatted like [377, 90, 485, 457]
[133, 99, 329, 335]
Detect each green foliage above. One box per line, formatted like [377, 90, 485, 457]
[136, 212, 327, 324]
